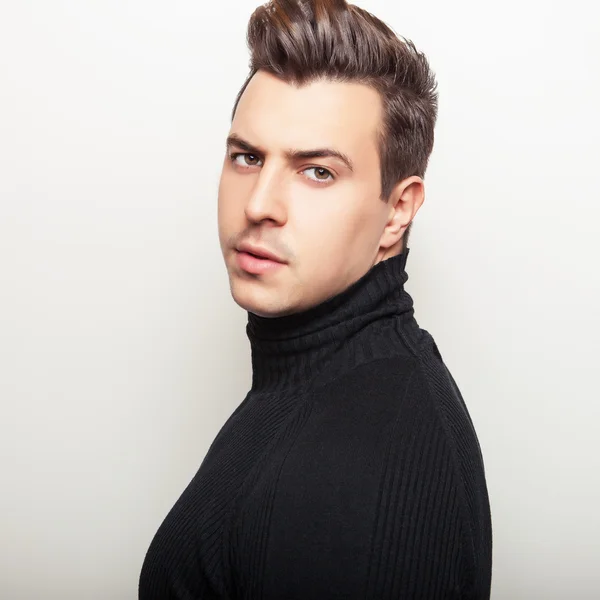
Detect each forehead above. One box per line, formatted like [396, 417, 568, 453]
[231, 71, 382, 165]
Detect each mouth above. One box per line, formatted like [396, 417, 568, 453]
[234, 246, 287, 275]
[243, 250, 277, 261]
[236, 242, 286, 263]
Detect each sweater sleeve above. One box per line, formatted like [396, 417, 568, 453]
[356, 362, 476, 599]
[369, 355, 492, 599]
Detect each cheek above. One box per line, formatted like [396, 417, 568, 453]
[291, 189, 380, 253]
[218, 175, 244, 230]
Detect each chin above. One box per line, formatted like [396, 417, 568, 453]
[229, 280, 294, 318]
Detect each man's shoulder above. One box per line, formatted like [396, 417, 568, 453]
[313, 350, 485, 476]
[308, 350, 492, 590]
[314, 347, 453, 411]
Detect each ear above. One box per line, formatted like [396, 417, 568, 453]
[378, 176, 425, 250]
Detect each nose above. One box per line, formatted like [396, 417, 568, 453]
[244, 165, 287, 226]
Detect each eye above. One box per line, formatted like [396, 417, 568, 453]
[230, 153, 263, 167]
[303, 166, 334, 183]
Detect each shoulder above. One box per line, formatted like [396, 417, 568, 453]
[311, 353, 481, 509]
[324, 348, 484, 461]
[320, 353, 492, 596]
[318, 352, 493, 594]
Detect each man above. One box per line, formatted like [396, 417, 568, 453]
[139, 0, 493, 598]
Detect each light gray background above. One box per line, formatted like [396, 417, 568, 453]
[1, 1, 599, 598]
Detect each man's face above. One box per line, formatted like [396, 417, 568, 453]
[218, 70, 393, 318]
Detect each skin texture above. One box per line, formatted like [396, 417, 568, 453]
[218, 70, 425, 318]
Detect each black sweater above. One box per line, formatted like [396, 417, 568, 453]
[139, 250, 492, 599]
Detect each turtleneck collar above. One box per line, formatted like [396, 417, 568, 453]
[246, 249, 421, 393]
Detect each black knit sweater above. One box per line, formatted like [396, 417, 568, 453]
[139, 250, 493, 599]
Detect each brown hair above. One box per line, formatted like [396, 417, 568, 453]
[231, 0, 439, 251]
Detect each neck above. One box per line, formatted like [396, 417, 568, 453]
[246, 249, 422, 394]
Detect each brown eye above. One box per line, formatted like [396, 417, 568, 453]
[304, 166, 334, 183]
[231, 153, 263, 168]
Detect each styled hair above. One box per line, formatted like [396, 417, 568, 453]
[231, 0, 439, 250]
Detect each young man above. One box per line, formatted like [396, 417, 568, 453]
[139, 1, 492, 598]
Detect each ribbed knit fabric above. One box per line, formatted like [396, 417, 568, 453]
[138, 249, 493, 599]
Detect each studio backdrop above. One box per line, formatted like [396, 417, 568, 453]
[1, 1, 598, 598]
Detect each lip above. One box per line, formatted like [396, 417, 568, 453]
[234, 242, 287, 276]
[236, 242, 286, 264]
[235, 250, 286, 275]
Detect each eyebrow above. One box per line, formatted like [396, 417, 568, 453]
[225, 133, 355, 173]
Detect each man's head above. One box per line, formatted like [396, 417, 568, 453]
[218, 0, 438, 318]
